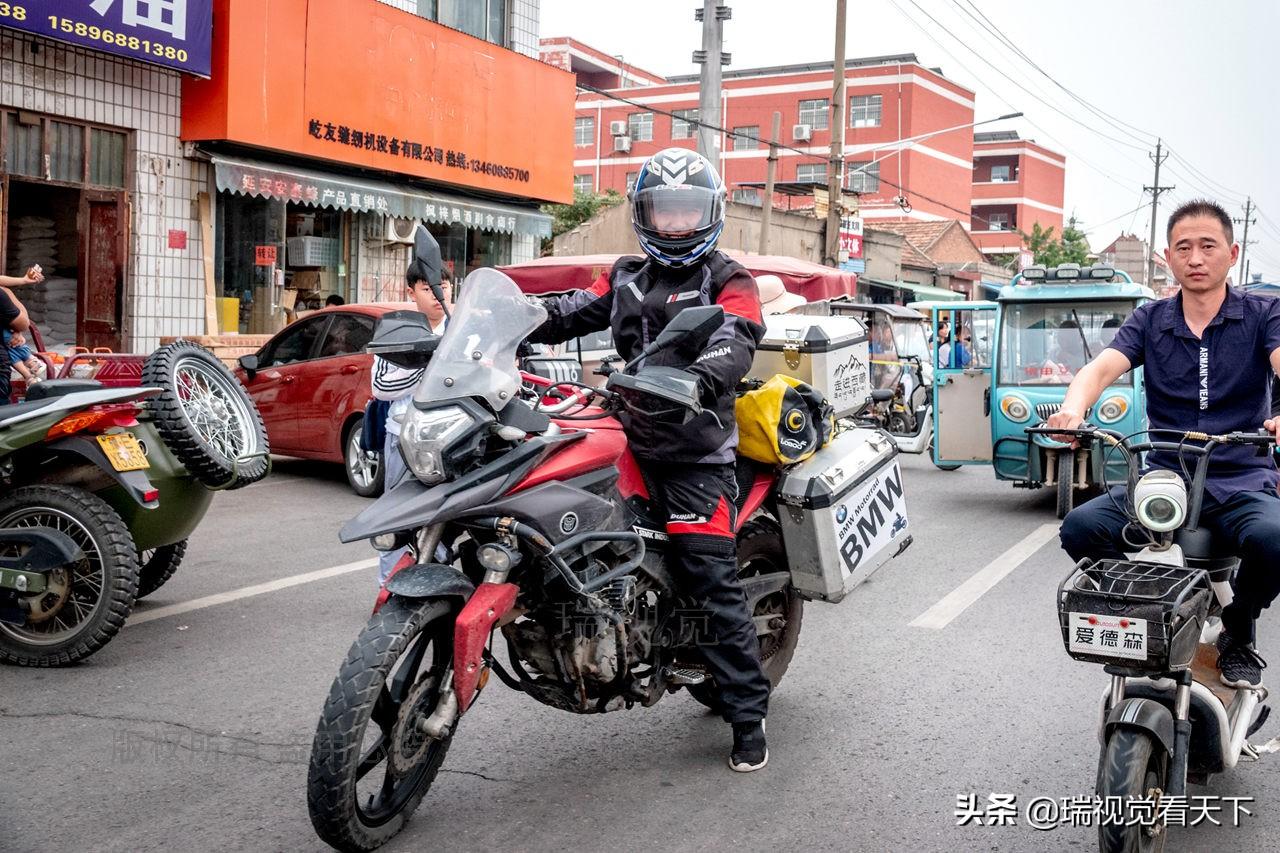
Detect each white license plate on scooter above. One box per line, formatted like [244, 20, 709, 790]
[1067, 612, 1148, 660]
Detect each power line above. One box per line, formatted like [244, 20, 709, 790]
[575, 82, 1009, 228]
[954, 0, 1156, 147]
[885, 0, 1146, 188]
[898, 0, 1148, 153]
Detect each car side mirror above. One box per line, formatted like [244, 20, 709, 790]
[238, 354, 259, 380]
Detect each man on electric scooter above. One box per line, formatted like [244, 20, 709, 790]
[527, 148, 772, 773]
[1048, 199, 1280, 689]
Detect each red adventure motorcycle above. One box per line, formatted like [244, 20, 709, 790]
[306, 267, 911, 852]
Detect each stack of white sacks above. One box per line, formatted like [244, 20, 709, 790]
[9, 216, 77, 354]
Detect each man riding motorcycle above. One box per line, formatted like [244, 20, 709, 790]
[527, 148, 772, 772]
[1048, 199, 1280, 689]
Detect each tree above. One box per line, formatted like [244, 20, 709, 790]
[1019, 216, 1090, 267]
[540, 190, 626, 248]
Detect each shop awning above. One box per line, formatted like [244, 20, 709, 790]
[211, 154, 552, 239]
[864, 277, 963, 301]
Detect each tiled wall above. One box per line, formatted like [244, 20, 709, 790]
[374, 0, 541, 58]
[355, 213, 412, 303]
[510, 0, 541, 59]
[1, 31, 205, 353]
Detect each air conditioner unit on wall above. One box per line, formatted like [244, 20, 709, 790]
[793, 124, 812, 141]
[609, 120, 628, 136]
[384, 217, 418, 244]
[613, 136, 632, 153]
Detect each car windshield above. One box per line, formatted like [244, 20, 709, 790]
[998, 300, 1135, 386]
[413, 268, 547, 411]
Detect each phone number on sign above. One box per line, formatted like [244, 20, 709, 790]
[45, 15, 189, 62]
[0, 3, 27, 21]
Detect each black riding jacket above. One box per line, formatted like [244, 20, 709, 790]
[529, 252, 765, 464]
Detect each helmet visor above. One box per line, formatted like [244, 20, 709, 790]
[633, 185, 721, 234]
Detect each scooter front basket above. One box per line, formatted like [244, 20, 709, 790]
[1057, 559, 1212, 673]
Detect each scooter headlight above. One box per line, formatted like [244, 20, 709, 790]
[1097, 395, 1128, 424]
[1134, 470, 1187, 533]
[399, 405, 474, 485]
[1001, 393, 1032, 423]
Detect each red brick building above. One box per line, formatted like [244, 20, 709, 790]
[544, 42, 979, 226]
[969, 130, 1066, 258]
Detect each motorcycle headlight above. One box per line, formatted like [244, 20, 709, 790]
[1001, 394, 1031, 423]
[1134, 470, 1187, 533]
[399, 405, 475, 484]
[1097, 395, 1128, 424]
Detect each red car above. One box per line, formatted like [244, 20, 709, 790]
[235, 303, 412, 497]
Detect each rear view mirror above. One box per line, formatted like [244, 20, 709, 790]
[238, 354, 259, 379]
[650, 305, 725, 352]
[368, 310, 441, 369]
[407, 223, 442, 288]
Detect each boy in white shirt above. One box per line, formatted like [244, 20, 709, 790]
[370, 267, 451, 583]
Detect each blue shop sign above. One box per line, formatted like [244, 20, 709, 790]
[4, 0, 213, 77]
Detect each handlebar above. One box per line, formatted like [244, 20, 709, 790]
[1025, 424, 1276, 533]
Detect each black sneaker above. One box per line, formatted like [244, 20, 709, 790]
[1217, 632, 1267, 688]
[729, 720, 768, 772]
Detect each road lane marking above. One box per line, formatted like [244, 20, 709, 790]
[127, 558, 378, 626]
[909, 522, 1060, 630]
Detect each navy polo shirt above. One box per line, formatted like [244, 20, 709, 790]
[1108, 287, 1280, 501]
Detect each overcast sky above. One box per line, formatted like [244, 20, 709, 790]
[540, 0, 1280, 279]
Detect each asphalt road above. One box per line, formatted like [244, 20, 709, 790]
[2, 453, 1277, 853]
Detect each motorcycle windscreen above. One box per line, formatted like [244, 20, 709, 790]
[413, 268, 547, 412]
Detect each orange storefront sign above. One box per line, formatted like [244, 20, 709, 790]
[182, 0, 575, 204]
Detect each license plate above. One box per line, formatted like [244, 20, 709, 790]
[97, 433, 150, 472]
[1067, 612, 1148, 660]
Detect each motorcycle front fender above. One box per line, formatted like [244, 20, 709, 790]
[1104, 697, 1175, 756]
[383, 562, 476, 603]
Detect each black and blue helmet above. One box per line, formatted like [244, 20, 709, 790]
[629, 147, 726, 268]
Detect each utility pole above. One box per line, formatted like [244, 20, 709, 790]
[760, 111, 781, 255]
[693, 1, 731, 161]
[1234, 197, 1256, 286]
[824, 0, 847, 268]
[1144, 139, 1174, 287]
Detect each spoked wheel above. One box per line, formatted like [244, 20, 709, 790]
[1097, 728, 1168, 853]
[1056, 451, 1075, 519]
[142, 341, 270, 489]
[308, 598, 455, 852]
[688, 519, 803, 711]
[135, 541, 188, 600]
[0, 485, 139, 666]
[345, 423, 384, 498]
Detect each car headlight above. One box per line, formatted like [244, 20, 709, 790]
[1001, 394, 1031, 423]
[399, 405, 475, 484]
[1097, 395, 1128, 424]
[1134, 470, 1187, 532]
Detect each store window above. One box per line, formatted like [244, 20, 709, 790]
[2, 110, 127, 188]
